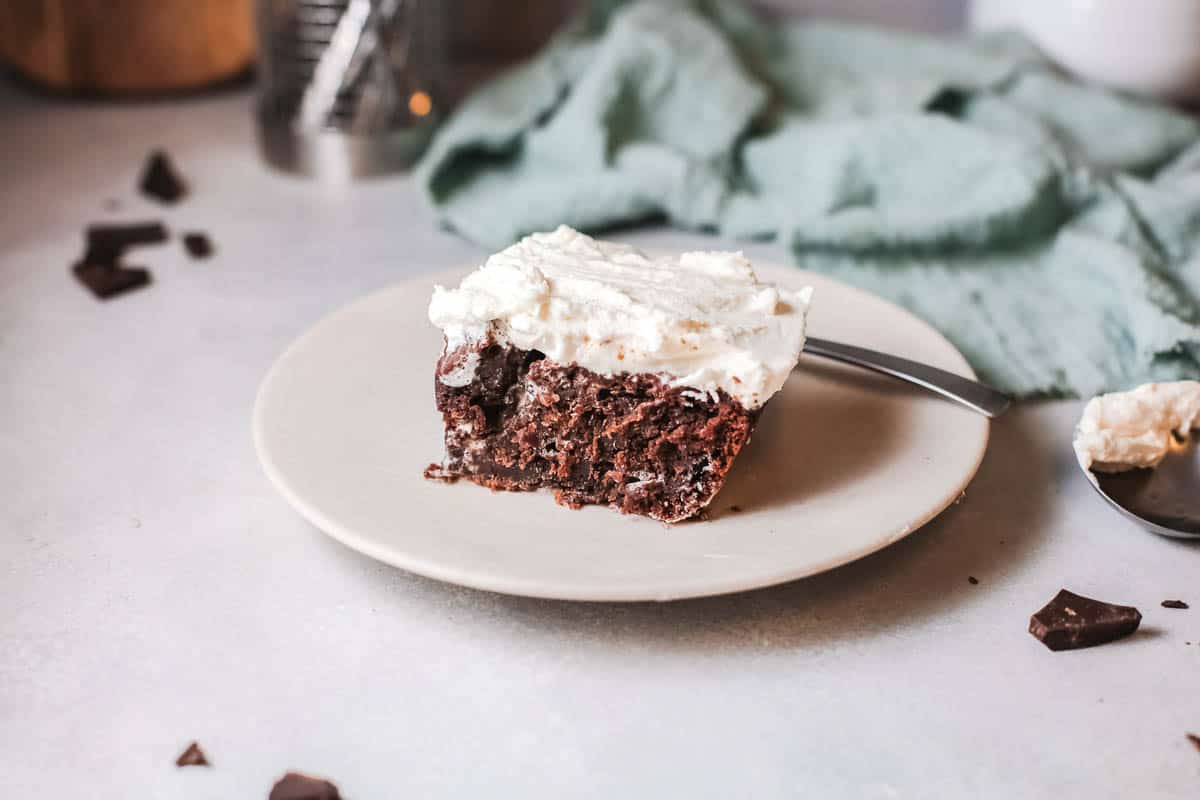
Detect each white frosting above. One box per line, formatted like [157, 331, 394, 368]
[1073, 381, 1200, 473]
[437, 351, 479, 388]
[428, 226, 812, 409]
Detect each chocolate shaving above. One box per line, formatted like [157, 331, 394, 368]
[1029, 589, 1141, 651]
[175, 741, 209, 767]
[182, 232, 214, 259]
[269, 771, 342, 800]
[1161, 600, 1189, 609]
[968, 576, 979, 585]
[139, 150, 187, 204]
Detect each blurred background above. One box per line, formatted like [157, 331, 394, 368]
[0, 1, 963, 94]
[5, 0, 1198, 178]
[0, 1, 963, 176]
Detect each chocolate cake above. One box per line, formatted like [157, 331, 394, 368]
[426, 226, 812, 523]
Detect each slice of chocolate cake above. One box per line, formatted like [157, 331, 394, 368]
[426, 226, 812, 523]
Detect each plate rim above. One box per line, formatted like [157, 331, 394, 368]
[253, 264, 990, 602]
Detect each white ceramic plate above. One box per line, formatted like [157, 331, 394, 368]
[254, 264, 989, 601]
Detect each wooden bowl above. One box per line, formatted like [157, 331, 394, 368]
[0, 0, 255, 93]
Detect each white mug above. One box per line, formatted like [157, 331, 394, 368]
[969, 0, 1200, 101]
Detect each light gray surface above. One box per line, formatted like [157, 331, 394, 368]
[2, 84, 1198, 799]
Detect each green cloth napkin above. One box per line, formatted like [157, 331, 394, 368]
[418, 0, 1200, 397]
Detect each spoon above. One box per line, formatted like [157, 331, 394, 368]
[802, 337, 1011, 418]
[1080, 432, 1200, 540]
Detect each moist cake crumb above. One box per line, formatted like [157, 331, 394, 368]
[429, 335, 758, 523]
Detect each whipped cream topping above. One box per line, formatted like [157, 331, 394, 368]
[428, 226, 812, 409]
[1073, 381, 1200, 473]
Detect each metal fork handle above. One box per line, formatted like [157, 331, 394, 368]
[803, 337, 1012, 418]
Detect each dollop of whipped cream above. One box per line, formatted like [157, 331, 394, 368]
[428, 226, 812, 409]
[1073, 381, 1200, 473]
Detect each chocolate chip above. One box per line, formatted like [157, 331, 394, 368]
[1188, 733, 1200, 754]
[1161, 600, 1189, 609]
[1029, 589, 1141, 651]
[73, 260, 151, 299]
[269, 771, 341, 800]
[968, 576, 979, 585]
[139, 150, 186, 204]
[182, 232, 213, 259]
[175, 741, 209, 767]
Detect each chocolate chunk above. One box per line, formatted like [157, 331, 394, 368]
[968, 576, 979, 585]
[1161, 600, 1189, 609]
[182, 232, 213, 259]
[72, 222, 166, 299]
[269, 772, 341, 800]
[1188, 733, 1200, 753]
[73, 260, 151, 299]
[78, 243, 121, 272]
[175, 741, 209, 767]
[139, 150, 186, 204]
[87, 220, 170, 255]
[1029, 589, 1141, 651]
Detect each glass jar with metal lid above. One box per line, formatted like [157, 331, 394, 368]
[255, 0, 446, 178]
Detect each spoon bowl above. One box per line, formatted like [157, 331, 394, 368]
[1082, 432, 1200, 540]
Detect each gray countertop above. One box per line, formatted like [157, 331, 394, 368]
[2, 83, 1198, 799]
